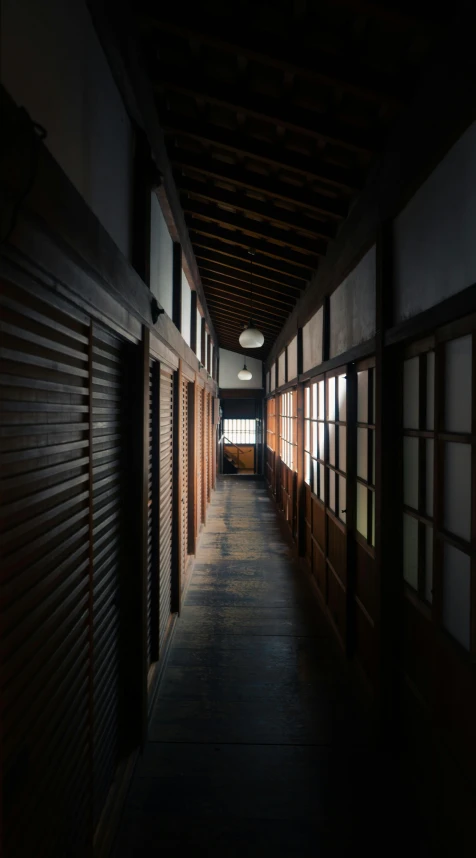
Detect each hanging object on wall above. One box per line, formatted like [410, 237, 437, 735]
[239, 249, 264, 349]
[238, 362, 252, 381]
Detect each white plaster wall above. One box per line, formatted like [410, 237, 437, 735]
[394, 122, 476, 322]
[330, 246, 376, 358]
[219, 348, 263, 389]
[287, 335, 298, 381]
[278, 351, 286, 387]
[196, 309, 202, 361]
[181, 270, 192, 346]
[303, 306, 323, 372]
[2, 0, 134, 259]
[150, 195, 173, 317]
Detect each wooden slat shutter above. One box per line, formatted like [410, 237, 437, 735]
[180, 378, 189, 587]
[0, 280, 91, 856]
[147, 360, 159, 668]
[91, 325, 126, 826]
[196, 385, 202, 530]
[159, 366, 174, 652]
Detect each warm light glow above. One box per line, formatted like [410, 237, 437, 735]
[239, 326, 264, 348]
[238, 363, 253, 380]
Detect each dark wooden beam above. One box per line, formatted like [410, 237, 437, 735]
[203, 279, 295, 311]
[195, 252, 305, 293]
[163, 112, 360, 191]
[205, 295, 286, 325]
[208, 307, 282, 335]
[193, 238, 310, 283]
[154, 71, 376, 154]
[174, 150, 347, 219]
[142, 10, 404, 105]
[182, 198, 328, 257]
[179, 177, 335, 240]
[188, 223, 317, 271]
[199, 262, 300, 300]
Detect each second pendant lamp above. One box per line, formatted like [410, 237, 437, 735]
[239, 249, 264, 349]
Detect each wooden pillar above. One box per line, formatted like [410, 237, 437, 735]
[172, 243, 182, 332]
[374, 223, 403, 741]
[190, 290, 197, 355]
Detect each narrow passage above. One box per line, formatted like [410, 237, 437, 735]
[114, 478, 428, 857]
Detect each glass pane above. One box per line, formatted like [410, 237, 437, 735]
[403, 357, 419, 429]
[339, 476, 346, 524]
[444, 442, 471, 541]
[370, 429, 375, 485]
[426, 352, 435, 431]
[442, 544, 471, 650]
[339, 426, 347, 473]
[357, 428, 368, 481]
[312, 460, 318, 496]
[305, 386, 310, 419]
[425, 526, 433, 604]
[328, 377, 335, 420]
[329, 470, 336, 512]
[338, 374, 346, 421]
[312, 422, 318, 457]
[305, 452, 310, 485]
[312, 383, 317, 419]
[426, 439, 434, 517]
[328, 424, 336, 466]
[318, 381, 325, 419]
[403, 514, 419, 590]
[357, 371, 368, 424]
[319, 464, 325, 503]
[357, 483, 368, 539]
[318, 423, 325, 462]
[305, 419, 310, 452]
[403, 437, 419, 510]
[445, 335, 472, 433]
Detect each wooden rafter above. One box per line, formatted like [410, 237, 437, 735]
[195, 253, 305, 292]
[182, 198, 327, 256]
[188, 223, 317, 271]
[206, 304, 283, 332]
[179, 177, 335, 240]
[192, 237, 310, 283]
[174, 150, 347, 219]
[204, 288, 291, 321]
[202, 276, 296, 308]
[163, 112, 360, 191]
[141, 9, 405, 104]
[154, 72, 377, 153]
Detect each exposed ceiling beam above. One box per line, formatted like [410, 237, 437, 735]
[173, 150, 347, 219]
[141, 9, 405, 104]
[179, 177, 335, 240]
[195, 253, 305, 292]
[192, 237, 310, 283]
[163, 112, 360, 191]
[202, 277, 295, 309]
[154, 71, 377, 153]
[188, 223, 317, 271]
[182, 198, 327, 256]
[204, 289, 290, 321]
[207, 305, 283, 333]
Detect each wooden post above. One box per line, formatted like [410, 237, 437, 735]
[172, 243, 182, 332]
[374, 223, 403, 741]
[190, 290, 197, 355]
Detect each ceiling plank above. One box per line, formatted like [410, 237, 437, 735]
[141, 10, 404, 104]
[179, 177, 335, 240]
[207, 306, 283, 333]
[154, 71, 377, 153]
[188, 223, 317, 271]
[182, 199, 327, 256]
[163, 112, 360, 191]
[204, 290, 289, 321]
[173, 150, 347, 219]
[195, 253, 305, 292]
[203, 277, 295, 309]
[192, 237, 310, 283]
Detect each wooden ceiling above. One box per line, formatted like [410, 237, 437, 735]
[135, 0, 439, 358]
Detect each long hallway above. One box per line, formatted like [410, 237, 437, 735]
[114, 478, 428, 857]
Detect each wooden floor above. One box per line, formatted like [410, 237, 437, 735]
[114, 478, 430, 857]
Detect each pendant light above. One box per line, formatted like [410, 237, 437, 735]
[239, 249, 264, 349]
[238, 362, 252, 381]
